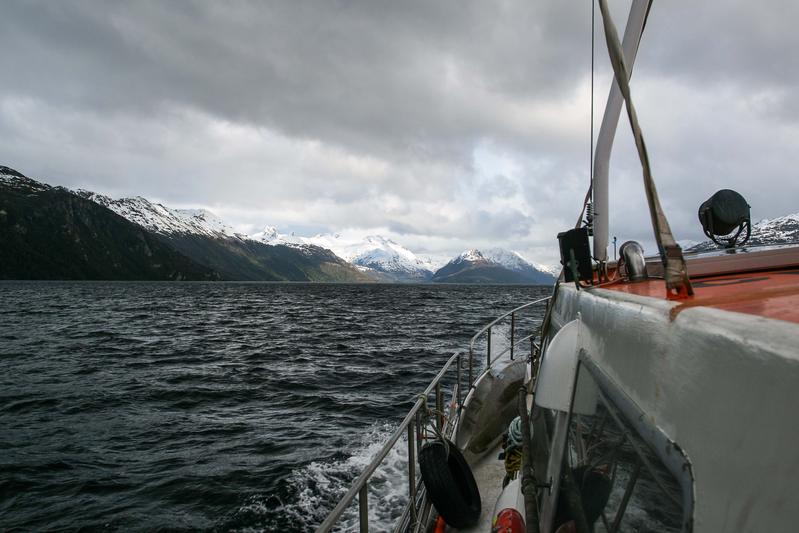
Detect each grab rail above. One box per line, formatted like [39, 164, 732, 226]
[315, 295, 551, 533]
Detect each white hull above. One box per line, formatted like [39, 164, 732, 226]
[545, 283, 799, 531]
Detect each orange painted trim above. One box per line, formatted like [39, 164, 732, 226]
[600, 269, 799, 325]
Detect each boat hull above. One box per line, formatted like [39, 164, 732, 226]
[550, 283, 799, 531]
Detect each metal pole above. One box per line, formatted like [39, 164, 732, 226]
[611, 460, 642, 532]
[592, 0, 651, 261]
[487, 327, 492, 367]
[407, 423, 417, 525]
[359, 485, 369, 533]
[468, 347, 473, 387]
[456, 353, 462, 411]
[415, 411, 422, 459]
[518, 388, 540, 533]
[510, 312, 516, 360]
[435, 383, 443, 432]
[530, 335, 536, 386]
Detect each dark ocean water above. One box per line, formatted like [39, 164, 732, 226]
[0, 282, 550, 532]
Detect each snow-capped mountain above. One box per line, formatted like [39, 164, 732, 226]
[75, 191, 246, 240]
[309, 234, 434, 281]
[252, 229, 434, 281]
[4, 164, 555, 284]
[481, 248, 558, 277]
[432, 248, 556, 284]
[744, 213, 799, 245]
[1, 166, 220, 280]
[1, 166, 50, 192]
[250, 225, 307, 248]
[688, 213, 799, 252]
[68, 185, 548, 284]
[67, 185, 369, 282]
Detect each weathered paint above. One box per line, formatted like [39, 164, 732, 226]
[552, 283, 799, 531]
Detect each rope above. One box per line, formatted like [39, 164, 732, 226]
[503, 416, 525, 485]
[507, 416, 523, 449]
[596, 0, 694, 299]
[417, 393, 450, 457]
[503, 448, 523, 484]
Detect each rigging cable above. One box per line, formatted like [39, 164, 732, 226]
[579, 1, 597, 238]
[576, 0, 597, 232]
[590, 0, 595, 202]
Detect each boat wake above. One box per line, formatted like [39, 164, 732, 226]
[231, 422, 410, 532]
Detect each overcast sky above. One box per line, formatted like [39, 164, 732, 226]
[2, 1, 797, 267]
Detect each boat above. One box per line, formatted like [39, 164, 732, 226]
[316, 1, 799, 531]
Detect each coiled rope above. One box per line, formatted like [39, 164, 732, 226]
[502, 415, 536, 487]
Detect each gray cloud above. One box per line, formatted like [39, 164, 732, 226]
[1, 0, 797, 267]
[0, 1, 588, 160]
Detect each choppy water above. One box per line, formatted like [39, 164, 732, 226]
[0, 282, 550, 531]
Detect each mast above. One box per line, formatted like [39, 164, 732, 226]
[592, 0, 651, 262]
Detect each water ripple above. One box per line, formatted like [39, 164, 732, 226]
[0, 281, 549, 531]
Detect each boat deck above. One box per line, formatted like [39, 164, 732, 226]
[605, 267, 799, 324]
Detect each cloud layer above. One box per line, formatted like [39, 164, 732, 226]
[2, 0, 797, 266]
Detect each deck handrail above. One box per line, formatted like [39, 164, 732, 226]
[316, 295, 552, 533]
[467, 296, 551, 384]
[315, 350, 463, 533]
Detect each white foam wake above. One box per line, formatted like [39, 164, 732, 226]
[235, 422, 411, 532]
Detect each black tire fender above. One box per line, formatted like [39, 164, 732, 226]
[418, 439, 481, 528]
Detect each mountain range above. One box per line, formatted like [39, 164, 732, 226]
[432, 249, 556, 284]
[252, 229, 436, 282]
[687, 214, 799, 253]
[0, 165, 556, 283]
[0, 167, 218, 281]
[1, 166, 368, 282]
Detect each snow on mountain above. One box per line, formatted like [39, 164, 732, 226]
[351, 240, 434, 280]
[250, 225, 307, 248]
[458, 249, 485, 263]
[0, 166, 50, 192]
[74, 187, 425, 279]
[4, 168, 245, 241]
[252, 231, 432, 281]
[688, 212, 799, 252]
[251, 225, 280, 242]
[76, 191, 248, 240]
[61, 176, 556, 283]
[453, 247, 557, 275]
[251, 230, 434, 280]
[433, 247, 556, 284]
[749, 213, 799, 244]
[314, 234, 435, 276]
[483, 248, 536, 272]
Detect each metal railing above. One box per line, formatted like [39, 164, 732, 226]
[315, 295, 552, 533]
[315, 350, 463, 533]
[467, 296, 551, 385]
